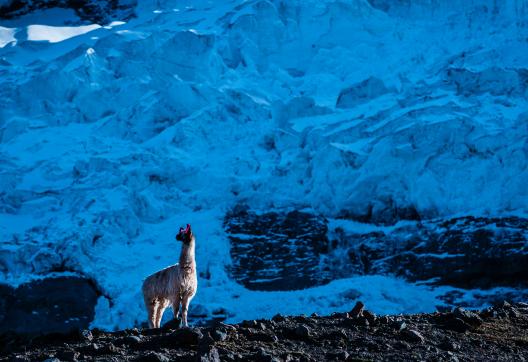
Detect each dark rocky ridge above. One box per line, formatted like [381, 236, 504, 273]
[340, 216, 528, 289]
[2, 301, 527, 361]
[0, 0, 136, 24]
[225, 206, 331, 291]
[0, 276, 99, 336]
[225, 208, 528, 296]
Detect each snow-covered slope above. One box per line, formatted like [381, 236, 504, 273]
[1, 0, 527, 330]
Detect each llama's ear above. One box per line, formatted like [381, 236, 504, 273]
[185, 224, 191, 234]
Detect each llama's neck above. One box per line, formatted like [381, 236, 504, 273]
[179, 236, 196, 268]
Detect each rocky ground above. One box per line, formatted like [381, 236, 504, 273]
[2, 301, 527, 362]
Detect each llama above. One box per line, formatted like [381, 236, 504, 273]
[142, 224, 198, 328]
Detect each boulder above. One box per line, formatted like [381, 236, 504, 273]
[0, 277, 99, 336]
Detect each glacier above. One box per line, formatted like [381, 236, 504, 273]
[1, 0, 527, 330]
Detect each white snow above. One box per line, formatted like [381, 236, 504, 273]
[27, 24, 102, 43]
[1, 0, 527, 330]
[0, 26, 16, 47]
[0, 8, 126, 48]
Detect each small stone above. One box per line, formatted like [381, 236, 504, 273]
[212, 329, 228, 342]
[272, 314, 285, 322]
[327, 350, 349, 360]
[445, 351, 460, 362]
[243, 327, 257, 335]
[172, 327, 203, 345]
[200, 347, 221, 362]
[140, 352, 170, 362]
[357, 316, 370, 327]
[255, 347, 271, 360]
[199, 332, 216, 349]
[350, 301, 365, 317]
[508, 308, 520, 319]
[219, 322, 237, 332]
[80, 329, 93, 342]
[332, 328, 348, 340]
[254, 348, 281, 362]
[498, 301, 512, 309]
[393, 320, 407, 331]
[294, 324, 311, 339]
[246, 330, 278, 343]
[341, 351, 351, 359]
[453, 307, 483, 327]
[401, 329, 425, 344]
[395, 341, 410, 350]
[56, 350, 80, 361]
[440, 340, 460, 351]
[311, 312, 319, 317]
[363, 310, 377, 324]
[125, 335, 142, 345]
[242, 320, 258, 328]
[515, 302, 528, 309]
[380, 316, 390, 324]
[10, 356, 30, 362]
[443, 317, 472, 333]
[436, 305, 453, 313]
[481, 307, 497, 318]
[101, 343, 119, 354]
[162, 318, 181, 330]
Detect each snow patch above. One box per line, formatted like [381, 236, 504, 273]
[27, 24, 101, 43]
[0, 26, 16, 47]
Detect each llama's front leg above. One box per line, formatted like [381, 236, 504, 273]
[148, 307, 156, 329]
[181, 294, 193, 327]
[172, 295, 181, 320]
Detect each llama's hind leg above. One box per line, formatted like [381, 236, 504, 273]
[155, 299, 170, 328]
[145, 298, 157, 329]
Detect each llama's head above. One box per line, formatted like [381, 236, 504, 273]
[176, 224, 193, 244]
